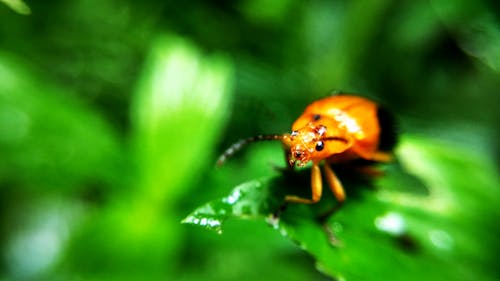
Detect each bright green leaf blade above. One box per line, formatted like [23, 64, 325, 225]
[184, 135, 500, 281]
[0, 0, 30, 15]
[132, 34, 233, 202]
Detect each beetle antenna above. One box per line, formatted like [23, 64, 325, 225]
[216, 134, 284, 166]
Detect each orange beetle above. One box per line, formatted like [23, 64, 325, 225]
[217, 94, 396, 204]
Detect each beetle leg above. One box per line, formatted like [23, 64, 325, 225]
[371, 151, 392, 162]
[285, 163, 322, 204]
[353, 147, 392, 163]
[271, 149, 294, 173]
[324, 164, 346, 202]
[284, 149, 294, 169]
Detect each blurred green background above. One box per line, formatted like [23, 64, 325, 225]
[0, 0, 499, 280]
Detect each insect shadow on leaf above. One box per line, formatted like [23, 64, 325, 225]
[269, 159, 429, 247]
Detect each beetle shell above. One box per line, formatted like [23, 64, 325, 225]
[283, 95, 389, 166]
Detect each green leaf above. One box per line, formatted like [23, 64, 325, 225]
[0, 0, 30, 15]
[184, 135, 500, 281]
[131, 34, 234, 202]
[60, 35, 234, 276]
[431, 0, 500, 73]
[182, 179, 282, 234]
[0, 52, 122, 192]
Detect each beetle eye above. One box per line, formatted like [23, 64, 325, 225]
[290, 130, 298, 137]
[315, 141, 324, 151]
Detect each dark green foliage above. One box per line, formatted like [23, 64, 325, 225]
[0, 1, 499, 280]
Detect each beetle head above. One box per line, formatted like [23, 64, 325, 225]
[282, 123, 350, 167]
[282, 123, 329, 167]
